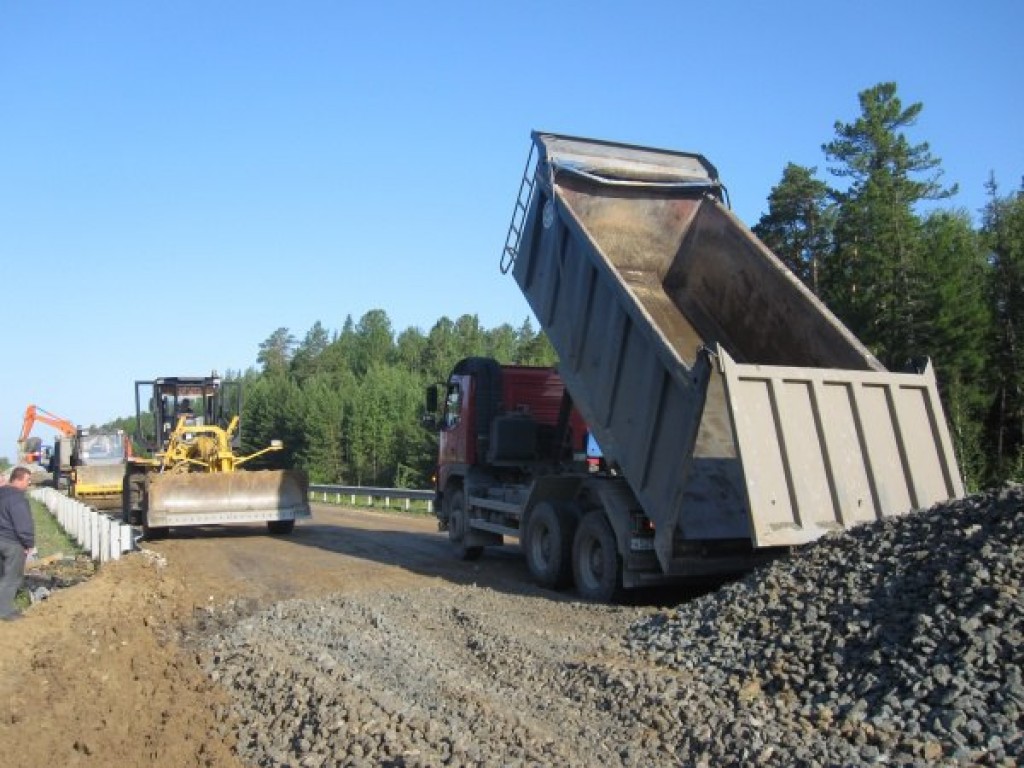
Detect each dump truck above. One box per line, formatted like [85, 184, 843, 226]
[425, 132, 965, 600]
[53, 427, 131, 508]
[123, 374, 311, 538]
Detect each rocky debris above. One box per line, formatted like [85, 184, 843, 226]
[194, 487, 1024, 767]
[22, 553, 96, 603]
[622, 485, 1023, 766]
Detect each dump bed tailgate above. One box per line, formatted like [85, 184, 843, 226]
[719, 348, 965, 547]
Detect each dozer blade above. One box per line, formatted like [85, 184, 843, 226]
[146, 469, 312, 528]
[74, 463, 127, 510]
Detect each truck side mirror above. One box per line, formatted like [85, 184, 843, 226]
[425, 385, 439, 414]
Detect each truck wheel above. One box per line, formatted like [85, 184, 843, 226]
[572, 510, 622, 602]
[446, 489, 482, 561]
[525, 502, 575, 589]
[267, 520, 295, 535]
[123, 471, 146, 526]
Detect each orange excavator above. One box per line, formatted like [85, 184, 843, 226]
[17, 405, 76, 466]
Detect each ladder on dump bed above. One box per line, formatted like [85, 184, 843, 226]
[500, 140, 537, 274]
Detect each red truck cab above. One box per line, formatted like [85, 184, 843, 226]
[433, 358, 589, 499]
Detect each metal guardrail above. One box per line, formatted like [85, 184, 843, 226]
[308, 484, 434, 513]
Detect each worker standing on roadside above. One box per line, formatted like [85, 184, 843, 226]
[0, 467, 35, 621]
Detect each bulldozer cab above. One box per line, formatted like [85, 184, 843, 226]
[134, 375, 242, 454]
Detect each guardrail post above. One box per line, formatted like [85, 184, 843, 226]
[98, 515, 109, 563]
[90, 511, 100, 560]
[120, 523, 133, 558]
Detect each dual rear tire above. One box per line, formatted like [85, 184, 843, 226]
[443, 485, 622, 601]
[524, 502, 576, 590]
[572, 510, 621, 602]
[525, 504, 622, 602]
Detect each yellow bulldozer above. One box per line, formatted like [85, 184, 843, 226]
[122, 374, 311, 538]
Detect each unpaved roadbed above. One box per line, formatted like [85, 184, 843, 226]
[1, 492, 1021, 767]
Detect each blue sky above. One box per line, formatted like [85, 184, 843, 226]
[1, 1, 1021, 460]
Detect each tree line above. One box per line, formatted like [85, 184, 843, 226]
[236, 315, 558, 489]
[108, 82, 1022, 493]
[751, 82, 1022, 490]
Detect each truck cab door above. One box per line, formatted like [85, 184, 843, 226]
[438, 375, 473, 468]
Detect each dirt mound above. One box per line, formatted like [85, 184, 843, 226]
[0, 551, 242, 768]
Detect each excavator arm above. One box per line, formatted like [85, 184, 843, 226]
[18, 405, 77, 463]
[19, 405, 77, 441]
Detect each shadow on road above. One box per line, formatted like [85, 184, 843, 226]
[144, 504, 725, 608]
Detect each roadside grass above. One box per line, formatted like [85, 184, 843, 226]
[14, 498, 85, 610]
[30, 498, 83, 558]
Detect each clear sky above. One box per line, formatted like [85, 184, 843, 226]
[1, 1, 1021, 461]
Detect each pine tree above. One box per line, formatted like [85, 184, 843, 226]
[298, 374, 349, 483]
[486, 323, 519, 363]
[423, 316, 458, 382]
[982, 177, 1024, 481]
[353, 309, 395, 374]
[395, 327, 427, 374]
[240, 374, 304, 468]
[290, 321, 331, 383]
[256, 327, 297, 375]
[917, 210, 991, 488]
[822, 82, 956, 366]
[752, 163, 835, 294]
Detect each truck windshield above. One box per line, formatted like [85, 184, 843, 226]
[443, 383, 462, 429]
[80, 434, 123, 462]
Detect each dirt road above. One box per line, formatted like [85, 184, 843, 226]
[0, 503, 650, 767]
[2, 493, 1019, 766]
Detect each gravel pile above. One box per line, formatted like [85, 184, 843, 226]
[194, 487, 1023, 767]
[622, 485, 1024, 766]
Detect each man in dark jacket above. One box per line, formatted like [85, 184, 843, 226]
[0, 467, 35, 620]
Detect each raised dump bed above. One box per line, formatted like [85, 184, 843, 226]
[507, 132, 964, 569]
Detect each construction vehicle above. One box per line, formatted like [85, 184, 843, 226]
[52, 428, 131, 509]
[122, 374, 311, 538]
[17, 405, 76, 466]
[18, 405, 129, 504]
[425, 132, 965, 600]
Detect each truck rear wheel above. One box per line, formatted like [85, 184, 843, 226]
[572, 510, 622, 602]
[525, 502, 575, 589]
[446, 489, 482, 561]
[267, 520, 295, 535]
